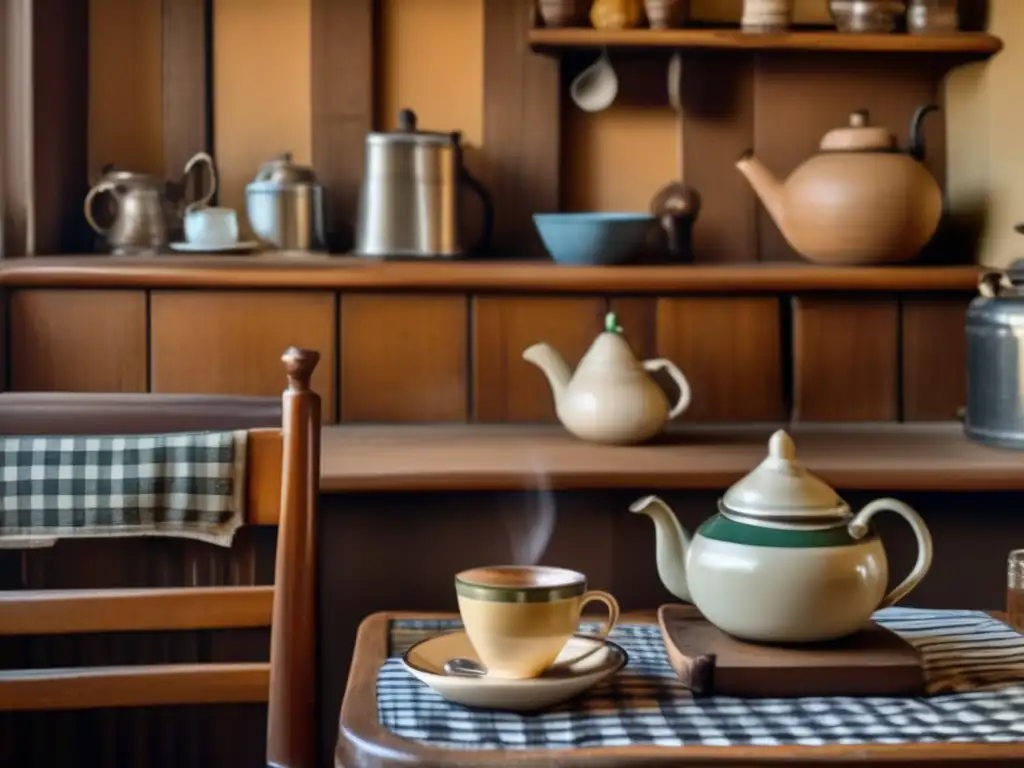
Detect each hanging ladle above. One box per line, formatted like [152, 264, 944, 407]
[570, 48, 619, 113]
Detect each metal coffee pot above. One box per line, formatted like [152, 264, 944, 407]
[84, 152, 216, 255]
[354, 109, 494, 259]
[245, 153, 327, 252]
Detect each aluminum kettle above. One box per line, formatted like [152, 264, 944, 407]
[354, 109, 494, 259]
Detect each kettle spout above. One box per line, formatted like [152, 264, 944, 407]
[522, 343, 571, 409]
[735, 150, 786, 233]
[629, 495, 691, 603]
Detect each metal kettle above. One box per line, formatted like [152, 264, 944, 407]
[354, 109, 494, 259]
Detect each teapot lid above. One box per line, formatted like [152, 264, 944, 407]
[721, 430, 850, 522]
[819, 110, 896, 153]
[366, 109, 459, 148]
[249, 152, 320, 188]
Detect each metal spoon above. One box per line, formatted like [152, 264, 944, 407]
[443, 657, 488, 677]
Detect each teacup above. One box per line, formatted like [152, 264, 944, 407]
[455, 565, 620, 680]
[184, 205, 239, 248]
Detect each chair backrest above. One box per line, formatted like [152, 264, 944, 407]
[0, 347, 321, 768]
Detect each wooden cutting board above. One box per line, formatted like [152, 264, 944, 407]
[657, 604, 924, 698]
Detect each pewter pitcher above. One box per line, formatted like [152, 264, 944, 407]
[84, 152, 216, 255]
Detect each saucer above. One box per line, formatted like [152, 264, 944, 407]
[401, 631, 627, 711]
[169, 241, 259, 254]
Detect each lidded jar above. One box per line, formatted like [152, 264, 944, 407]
[245, 152, 327, 252]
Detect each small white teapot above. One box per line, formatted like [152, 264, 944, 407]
[523, 312, 691, 444]
[631, 430, 935, 643]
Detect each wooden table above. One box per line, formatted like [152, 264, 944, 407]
[336, 611, 1024, 767]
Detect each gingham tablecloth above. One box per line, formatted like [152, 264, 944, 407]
[377, 608, 1024, 750]
[0, 431, 248, 547]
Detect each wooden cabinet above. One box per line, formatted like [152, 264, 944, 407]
[8, 290, 147, 392]
[339, 293, 468, 422]
[150, 291, 337, 422]
[901, 298, 968, 422]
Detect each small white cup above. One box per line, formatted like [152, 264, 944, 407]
[184, 206, 239, 248]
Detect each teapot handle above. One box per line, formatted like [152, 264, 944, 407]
[848, 498, 933, 609]
[83, 180, 119, 235]
[642, 358, 692, 420]
[182, 151, 217, 213]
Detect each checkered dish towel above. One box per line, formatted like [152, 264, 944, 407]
[378, 608, 1024, 750]
[0, 431, 248, 548]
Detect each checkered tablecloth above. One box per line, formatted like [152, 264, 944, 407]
[0, 431, 248, 548]
[377, 608, 1024, 750]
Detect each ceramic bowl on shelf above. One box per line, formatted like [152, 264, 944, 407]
[533, 212, 659, 266]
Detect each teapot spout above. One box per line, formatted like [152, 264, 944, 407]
[629, 495, 691, 603]
[735, 150, 786, 233]
[523, 343, 571, 409]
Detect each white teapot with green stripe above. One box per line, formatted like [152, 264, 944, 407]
[631, 430, 934, 644]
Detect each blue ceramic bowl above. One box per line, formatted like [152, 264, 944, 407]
[533, 213, 658, 266]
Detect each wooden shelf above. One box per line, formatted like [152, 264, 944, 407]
[0, 257, 983, 293]
[318, 423, 1024, 493]
[529, 28, 1003, 56]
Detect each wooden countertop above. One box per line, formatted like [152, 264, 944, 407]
[317, 423, 1024, 493]
[0, 256, 983, 293]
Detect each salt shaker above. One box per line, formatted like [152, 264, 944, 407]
[742, 0, 793, 33]
[907, 0, 959, 33]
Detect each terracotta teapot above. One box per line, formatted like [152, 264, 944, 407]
[523, 312, 691, 444]
[630, 430, 934, 643]
[735, 105, 942, 265]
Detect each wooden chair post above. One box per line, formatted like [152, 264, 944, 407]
[267, 347, 321, 768]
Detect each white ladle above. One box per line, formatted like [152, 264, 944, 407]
[570, 48, 618, 113]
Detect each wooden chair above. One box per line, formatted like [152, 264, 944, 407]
[0, 347, 321, 768]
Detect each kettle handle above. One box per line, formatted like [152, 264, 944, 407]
[848, 498, 933, 609]
[642, 358, 692, 420]
[83, 180, 119, 235]
[182, 151, 218, 213]
[461, 165, 494, 254]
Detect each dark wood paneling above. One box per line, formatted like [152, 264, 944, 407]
[655, 297, 784, 422]
[483, 0, 561, 257]
[752, 55, 945, 262]
[8, 290, 147, 392]
[150, 291, 337, 422]
[902, 297, 969, 422]
[607, 297, 657, 360]
[792, 297, 899, 422]
[32, 0, 90, 254]
[0, 530, 275, 768]
[311, 0, 375, 252]
[340, 293, 468, 422]
[162, 0, 211, 196]
[472, 296, 606, 422]
[680, 52, 757, 263]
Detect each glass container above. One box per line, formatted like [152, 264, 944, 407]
[1008, 550, 1024, 633]
[907, 0, 959, 34]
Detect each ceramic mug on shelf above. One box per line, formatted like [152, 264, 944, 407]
[455, 565, 620, 679]
[183, 206, 240, 249]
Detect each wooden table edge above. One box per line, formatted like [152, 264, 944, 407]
[335, 610, 1023, 767]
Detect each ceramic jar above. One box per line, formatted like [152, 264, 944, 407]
[630, 430, 934, 643]
[741, 0, 794, 32]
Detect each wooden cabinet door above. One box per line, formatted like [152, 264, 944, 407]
[150, 291, 337, 422]
[8, 290, 148, 392]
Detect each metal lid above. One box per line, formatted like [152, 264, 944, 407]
[365, 109, 458, 148]
[819, 110, 896, 153]
[721, 430, 850, 522]
[977, 259, 1024, 299]
[249, 153, 320, 187]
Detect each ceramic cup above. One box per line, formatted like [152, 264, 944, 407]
[184, 206, 240, 248]
[455, 565, 620, 679]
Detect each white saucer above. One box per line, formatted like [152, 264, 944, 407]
[169, 241, 260, 254]
[401, 631, 627, 711]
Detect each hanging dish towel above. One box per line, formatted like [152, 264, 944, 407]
[0, 430, 248, 548]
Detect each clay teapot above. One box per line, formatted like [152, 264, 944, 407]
[735, 105, 942, 265]
[630, 431, 934, 643]
[523, 312, 691, 445]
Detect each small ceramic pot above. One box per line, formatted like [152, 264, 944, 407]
[644, 0, 689, 28]
[537, 0, 589, 27]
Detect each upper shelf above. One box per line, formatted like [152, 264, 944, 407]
[528, 28, 1004, 56]
[0, 256, 984, 293]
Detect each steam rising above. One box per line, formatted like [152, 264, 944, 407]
[503, 454, 557, 566]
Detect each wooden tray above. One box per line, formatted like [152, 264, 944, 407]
[657, 604, 924, 698]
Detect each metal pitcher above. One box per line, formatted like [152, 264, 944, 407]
[84, 152, 217, 255]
